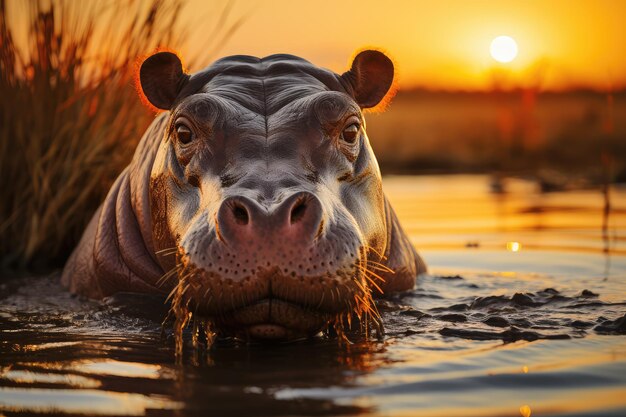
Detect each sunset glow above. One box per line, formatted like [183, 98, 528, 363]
[490, 36, 518, 63]
[181, 0, 626, 91]
[5, 0, 625, 90]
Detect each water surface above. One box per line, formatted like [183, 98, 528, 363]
[1, 175, 625, 416]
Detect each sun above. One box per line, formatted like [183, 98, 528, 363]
[490, 36, 518, 63]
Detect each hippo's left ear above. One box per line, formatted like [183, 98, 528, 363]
[341, 50, 394, 109]
[139, 52, 190, 110]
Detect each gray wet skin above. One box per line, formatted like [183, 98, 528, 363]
[62, 50, 426, 341]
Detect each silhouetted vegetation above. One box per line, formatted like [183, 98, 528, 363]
[0, 0, 189, 269]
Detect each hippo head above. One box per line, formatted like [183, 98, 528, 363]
[140, 50, 398, 341]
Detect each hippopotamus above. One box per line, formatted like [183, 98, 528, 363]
[62, 49, 426, 341]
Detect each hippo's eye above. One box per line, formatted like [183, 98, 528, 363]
[341, 123, 360, 144]
[175, 123, 194, 145]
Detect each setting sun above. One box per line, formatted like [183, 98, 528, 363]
[490, 35, 518, 63]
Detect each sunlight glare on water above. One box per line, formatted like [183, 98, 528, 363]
[72, 359, 172, 379]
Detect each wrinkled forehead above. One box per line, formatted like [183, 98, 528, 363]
[174, 90, 360, 134]
[177, 55, 353, 116]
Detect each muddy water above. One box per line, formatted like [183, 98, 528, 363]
[1, 175, 625, 417]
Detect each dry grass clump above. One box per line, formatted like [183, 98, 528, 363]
[0, 0, 218, 270]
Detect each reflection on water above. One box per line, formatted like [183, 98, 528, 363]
[386, 175, 624, 256]
[1, 175, 625, 416]
[0, 387, 180, 416]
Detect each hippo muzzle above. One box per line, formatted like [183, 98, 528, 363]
[62, 49, 426, 343]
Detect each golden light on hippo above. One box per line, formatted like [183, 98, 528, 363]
[61, 49, 427, 354]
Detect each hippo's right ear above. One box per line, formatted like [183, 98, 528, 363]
[139, 52, 190, 110]
[341, 50, 394, 109]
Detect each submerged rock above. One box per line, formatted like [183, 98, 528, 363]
[437, 313, 467, 323]
[483, 316, 510, 328]
[594, 314, 626, 334]
[579, 289, 599, 298]
[439, 326, 571, 343]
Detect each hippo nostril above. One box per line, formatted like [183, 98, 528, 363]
[218, 193, 321, 244]
[290, 200, 307, 224]
[232, 203, 249, 225]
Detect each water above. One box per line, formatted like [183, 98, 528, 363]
[1, 175, 625, 416]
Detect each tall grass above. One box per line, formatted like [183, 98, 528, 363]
[0, 0, 221, 270]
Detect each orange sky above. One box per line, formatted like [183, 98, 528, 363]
[183, 0, 626, 91]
